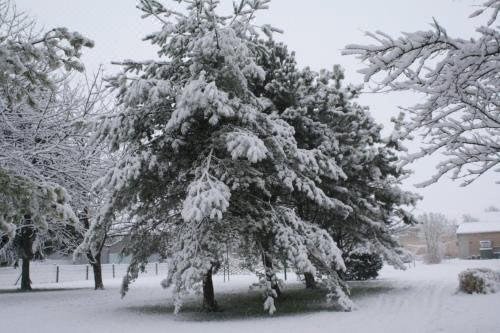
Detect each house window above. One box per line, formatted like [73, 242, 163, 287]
[479, 240, 492, 249]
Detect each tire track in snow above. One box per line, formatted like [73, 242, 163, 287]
[351, 277, 452, 333]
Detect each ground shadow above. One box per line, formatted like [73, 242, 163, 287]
[348, 280, 399, 298]
[0, 287, 89, 295]
[126, 287, 331, 321]
[125, 280, 398, 322]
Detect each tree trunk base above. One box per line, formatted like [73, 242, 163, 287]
[20, 258, 32, 291]
[202, 267, 218, 312]
[262, 251, 281, 298]
[92, 263, 104, 290]
[91, 252, 104, 290]
[202, 302, 219, 312]
[304, 272, 317, 289]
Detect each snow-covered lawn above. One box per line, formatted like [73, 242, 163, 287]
[1, 259, 499, 333]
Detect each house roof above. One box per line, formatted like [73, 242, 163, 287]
[456, 221, 500, 235]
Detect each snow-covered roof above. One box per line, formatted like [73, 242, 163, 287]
[456, 221, 500, 235]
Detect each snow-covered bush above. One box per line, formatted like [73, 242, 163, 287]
[458, 268, 500, 294]
[342, 252, 383, 281]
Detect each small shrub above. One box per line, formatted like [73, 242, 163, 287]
[342, 252, 383, 281]
[458, 268, 500, 294]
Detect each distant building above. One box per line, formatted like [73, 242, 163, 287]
[456, 222, 500, 259]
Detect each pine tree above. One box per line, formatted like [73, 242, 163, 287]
[252, 40, 418, 287]
[92, 0, 352, 314]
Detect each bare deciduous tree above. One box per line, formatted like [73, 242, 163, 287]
[344, 0, 500, 187]
[0, 0, 96, 290]
[485, 205, 500, 212]
[462, 214, 480, 223]
[419, 213, 448, 264]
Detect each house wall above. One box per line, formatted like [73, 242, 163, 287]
[457, 232, 500, 258]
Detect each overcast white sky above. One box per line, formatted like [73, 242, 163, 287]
[16, 0, 499, 222]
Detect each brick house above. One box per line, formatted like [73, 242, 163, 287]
[456, 221, 500, 259]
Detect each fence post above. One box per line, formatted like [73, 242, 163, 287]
[56, 265, 59, 283]
[283, 261, 287, 281]
[155, 262, 158, 275]
[112, 264, 115, 279]
[86, 265, 89, 280]
[226, 242, 230, 282]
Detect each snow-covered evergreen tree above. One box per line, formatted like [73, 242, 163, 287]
[344, 0, 500, 186]
[252, 40, 419, 286]
[92, 0, 351, 313]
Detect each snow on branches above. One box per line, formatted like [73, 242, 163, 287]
[226, 130, 269, 163]
[0, 0, 93, 106]
[167, 74, 235, 131]
[0, 1, 107, 293]
[0, 0, 95, 243]
[344, 0, 500, 186]
[93, 0, 418, 315]
[182, 150, 231, 222]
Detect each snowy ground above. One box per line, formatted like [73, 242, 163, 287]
[1, 259, 499, 333]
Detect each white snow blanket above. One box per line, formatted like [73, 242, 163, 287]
[1, 259, 499, 333]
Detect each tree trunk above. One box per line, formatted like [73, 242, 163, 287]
[81, 209, 106, 291]
[20, 257, 32, 291]
[304, 272, 317, 289]
[92, 251, 104, 290]
[262, 251, 281, 298]
[202, 267, 217, 311]
[19, 215, 35, 291]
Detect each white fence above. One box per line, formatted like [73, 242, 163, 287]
[0, 262, 168, 287]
